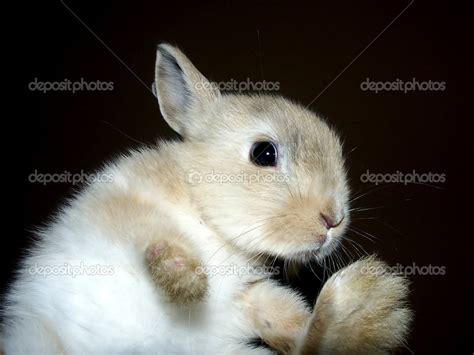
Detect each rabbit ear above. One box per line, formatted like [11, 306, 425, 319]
[154, 44, 220, 137]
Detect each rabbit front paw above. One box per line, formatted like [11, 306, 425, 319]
[146, 240, 208, 306]
[299, 256, 412, 354]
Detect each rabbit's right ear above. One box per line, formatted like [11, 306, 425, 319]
[153, 44, 220, 137]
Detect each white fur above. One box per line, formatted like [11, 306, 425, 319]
[3, 155, 271, 354]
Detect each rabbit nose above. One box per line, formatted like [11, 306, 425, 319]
[320, 213, 344, 229]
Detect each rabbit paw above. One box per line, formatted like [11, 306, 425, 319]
[146, 240, 208, 306]
[299, 256, 412, 354]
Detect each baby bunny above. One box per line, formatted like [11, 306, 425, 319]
[1, 44, 411, 354]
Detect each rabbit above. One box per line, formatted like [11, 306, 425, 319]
[1, 44, 412, 354]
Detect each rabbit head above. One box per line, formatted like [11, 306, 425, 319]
[154, 44, 349, 263]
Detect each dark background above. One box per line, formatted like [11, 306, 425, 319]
[10, 0, 472, 353]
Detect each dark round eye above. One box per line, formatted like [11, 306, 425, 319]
[250, 141, 278, 167]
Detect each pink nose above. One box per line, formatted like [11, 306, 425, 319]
[320, 213, 343, 229]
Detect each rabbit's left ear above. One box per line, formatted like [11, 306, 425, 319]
[153, 43, 220, 137]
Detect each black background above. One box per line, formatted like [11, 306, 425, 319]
[9, 0, 472, 353]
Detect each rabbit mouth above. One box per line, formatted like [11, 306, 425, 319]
[254, 241, 338, 274]
[293, 243, 334, 262]
[270, 239, 338, 264]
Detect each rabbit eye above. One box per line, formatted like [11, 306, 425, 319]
[250, 141, 278, 167]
